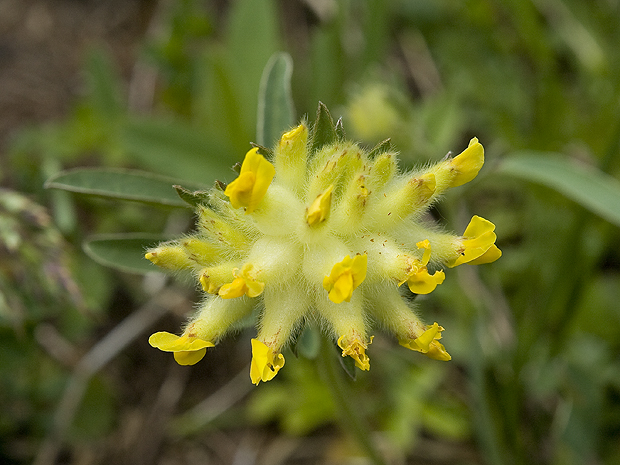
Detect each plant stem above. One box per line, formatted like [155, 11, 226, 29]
[318, 338, 387, 465]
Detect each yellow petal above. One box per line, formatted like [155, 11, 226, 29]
[224, 171, 255, 209]
[245, 279, 266, 298]
[331, 271, 354, 303]
[218, 277, 247, 299]
[218, 264, 265, 299]
[462, 214, 495, 238]
[148, 332, 213, 352]
[468, 244, 502, 265]
[173, 349, 207, 365]
[224, 148, 275, 213]
[306, 185, 334, 226]
[338, 335, 372, 371]
[450, 137, 484, 187]
[413, 322, 442, 352]
[416, 239, 432, 266]
[425, 340, 452, 361]
[407, 269, 445, 294]
[447, 215, 500, 267]
[149, 331, 214, 366]
[323, 254, 367, 304]
[250, 339, 285, 385]
[399, 322, 447, 355]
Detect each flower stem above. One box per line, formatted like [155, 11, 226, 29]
[318, 337, 387, 465]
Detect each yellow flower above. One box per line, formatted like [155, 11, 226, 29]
[306, 184, 334, 226]
[224, 147, 276, 213]
[250, 339, 285, 385]
[148, 331, 214, 366]
[144, 104, 500, 382]
[401, 240, 446, 295]
[323, 254, 368, 304]
[338, 335, 373, 370]
[449, 137, 485, 187]
[399, 322, 451, 361]
[447, 215, 502, 267]
[218, 263, 265, 299]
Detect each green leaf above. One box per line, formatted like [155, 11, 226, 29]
[310, 102, 337, 154]
[83, 233, 172, 274]
[256, 52, 295, 148]
[499, 153, 620, 227]
[121, 117, 237, 184]
[45, 168, 209, 207]
[173, 185, 211, 207]
[226, 0, 280, 137]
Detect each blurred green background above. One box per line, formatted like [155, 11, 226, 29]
[1, 0, 620, 464]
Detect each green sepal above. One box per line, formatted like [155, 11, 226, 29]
[250, 142, 273, 158]
[173, 185, 211, 207]
[368, 138, 393, 158]
[310, 102, 338, 154]
[335, 117, 346, 141]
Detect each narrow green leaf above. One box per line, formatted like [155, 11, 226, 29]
[83, 233, 172, 274]
[45, 168, 208, 207]
[121, 117, 237, 184]
[310, 102, 337, 154]
[226, 0, 280, 137]
[257, 52, 295, 148]
[499, 153, 620, 226]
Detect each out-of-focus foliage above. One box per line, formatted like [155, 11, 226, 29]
[2, 0, 620, 464]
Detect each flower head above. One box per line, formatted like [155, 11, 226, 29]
[145, 104, 500, 383]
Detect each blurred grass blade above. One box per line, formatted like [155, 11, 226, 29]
[45, 168, 209, 207]
[257, 52, 295, 148]
[499, 153, 620, 226]
[83, 233, 172, 274]
[121, 117, 237, 184]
